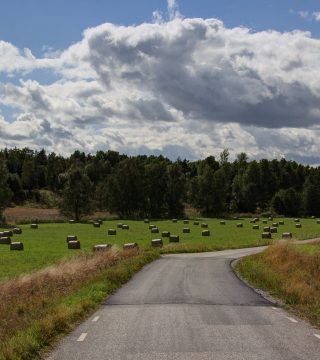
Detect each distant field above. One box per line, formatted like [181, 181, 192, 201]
[1, 217, 320, 281]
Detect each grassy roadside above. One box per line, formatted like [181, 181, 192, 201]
[235, 242, 320, 328]
[0, 249, 160, 360]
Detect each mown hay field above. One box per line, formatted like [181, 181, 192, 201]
[1, 217, 320, 281]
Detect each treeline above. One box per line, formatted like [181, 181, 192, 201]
[0, 148, 320, 220]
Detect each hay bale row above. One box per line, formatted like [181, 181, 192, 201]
[13, 228, 22, 234]
[151, 227, 159, 234]
[0, 237, 11, 245]
[123, 243, 138, 250]
[151, 239, 163, 248]
[162, 231, 170, 237]
[93, 244, 112, 252]
[237, 223, 243, 228]
[122, 224, 129, 230]
[262, 232, 271, 239]
[183, 220, 189, 224]
[202, 230, 210, 236]
[270, 227, 277, 234]
[68, 240, 80, 249]
[108, 229, 117, 235]
[169, 235, 179, 243]
[93, 222, 100, 228]
[282, 232, 292, 239]
[30, 224, 38, 229]
[201, 223, 208, 228]
[295, 223, 302, 228]
[183, 228, 190, 233]
[10, 242, 23, 250]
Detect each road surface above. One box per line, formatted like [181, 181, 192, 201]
[47, 246, 320, 359]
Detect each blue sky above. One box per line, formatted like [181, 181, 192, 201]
[0, 0, 320, 163]
[0, 0, 319, 56]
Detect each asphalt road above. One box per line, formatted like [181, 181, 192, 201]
[47, 246, 320, 359]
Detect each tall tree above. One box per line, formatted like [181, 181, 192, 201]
[0, 159, 12, 222]
[59, 166, 93, 220]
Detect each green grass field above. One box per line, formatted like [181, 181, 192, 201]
[1, 217, 320, 281]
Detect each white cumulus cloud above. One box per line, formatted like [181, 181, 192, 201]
[0, 15, 320, 163]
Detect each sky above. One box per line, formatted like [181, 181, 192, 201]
[0, 0, 320, 163]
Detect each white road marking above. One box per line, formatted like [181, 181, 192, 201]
[77, 333, 87, 342]
[286, 317, 298, 323]
[92, 316, 100, 322]
[314, 334, 320, 340]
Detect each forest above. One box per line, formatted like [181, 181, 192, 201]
[0, 148, 320, 221]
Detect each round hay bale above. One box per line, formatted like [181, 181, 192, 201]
[252, 225, 259, 230]
[93, 222, 100, 228]
[149, 224, 156, 230]
[272, 223, 278, 227]
[201, 223, 208, 228]
[151, 227, 159, 234]
[69, 219, 75, 224]
[294, 218, 300, 222]
[10, 242, 24, 250]
[108, 229, 117, 235]
[93, 244, 112, 252]
[162, 231, 170, 237]
[68, 241, 80, 249]
[98, 219, 103, 225]
[220, 221, 226, 225]
[172, 219, 178, 223]
[151, 239, 163, 248]
[183, 220, 189, 224]
[0, 237, 11, 245]
[311, 216, 316, 219]
[270, 227, 278, 233]
[183, 228, 190, 233]
[3, 230, 13, 237]
[122, 224, 129, 230]
[169, 235, 179, 243]
[233, 216, 239, 220]
[123, 243, 138, 250]
[279, 221, 285, 225]
[268, 217, 273, 221]
[282, 232, 292, 239]
[254, 218, 260, 222]
[250, 219, 256, 224]
[317, 220, 320, 224]
[144, 219, 150, 223]
[117, 223, 123, 229]
[236, 223, 243, 228]
[66, 235, 77, 242]
[202, 230, 210, 236]
[193, 221, 199, 225]
[13, 228, 22, 234]
[295, 223, 302, 228]
[263, 226, 270, 232]
[30, 224, 38, 229]
[262, 232, 271, 239]
[262, 220, 268, 224]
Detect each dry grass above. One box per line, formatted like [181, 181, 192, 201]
[236, 242, 320, 327]
[0, 248, 159, 359]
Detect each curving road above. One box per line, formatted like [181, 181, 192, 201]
[47, 246, 320, 359]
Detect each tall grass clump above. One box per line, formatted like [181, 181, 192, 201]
[236, 242, 320, 327]
[0, 248, 159, 360]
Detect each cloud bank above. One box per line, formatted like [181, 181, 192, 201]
[0, 15, 320, 162]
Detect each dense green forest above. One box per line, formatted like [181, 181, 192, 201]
[0, 148, 320, 220]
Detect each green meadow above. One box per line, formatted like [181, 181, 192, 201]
[1, 217, 320, 281]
